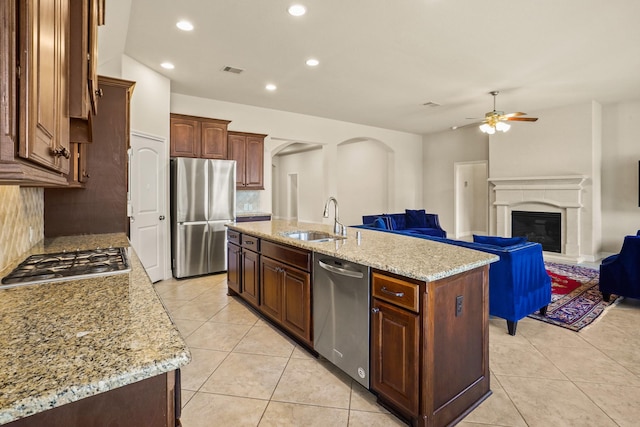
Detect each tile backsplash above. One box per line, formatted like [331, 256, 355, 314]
[0, 186, 43, 271]
[236, 190, 261, 213]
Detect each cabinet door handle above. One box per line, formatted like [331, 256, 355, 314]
[95, 88, 104, 98]
[50, 146, 71, 159]
[380, 287, 404, 298]
[371, 308, 380, 314]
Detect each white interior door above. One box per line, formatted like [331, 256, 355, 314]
[129, 131, 167, 283]
[454, 161, 488, 239]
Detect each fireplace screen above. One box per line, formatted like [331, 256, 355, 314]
[511, 211, 561, 253]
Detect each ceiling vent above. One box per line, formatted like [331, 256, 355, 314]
[221, 66, 244, 74]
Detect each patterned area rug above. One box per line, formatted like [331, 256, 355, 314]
[527, 262, 620, 331]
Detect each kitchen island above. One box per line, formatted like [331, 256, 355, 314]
[0, 234, 190, 426]
[227, 219, 496, 282]
[227, 219, 498, 427]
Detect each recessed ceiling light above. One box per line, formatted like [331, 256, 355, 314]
[161, 62, 175, 70]
[176, 20, 194, 31]
[265, 84, 277, 91]
[288, 4, 306, 16]
[305, 58, 319, 67]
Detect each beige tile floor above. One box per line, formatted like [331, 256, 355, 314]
[154, 273, 640, 427]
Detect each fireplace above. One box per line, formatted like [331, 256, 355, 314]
[512, 211, 561, 253]
[489, 175, 587, 262]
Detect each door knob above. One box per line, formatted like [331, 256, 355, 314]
[159, 215, 165, 220]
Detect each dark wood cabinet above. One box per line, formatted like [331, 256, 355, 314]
[260, 256, 311, 345]
[227, 241, 242, 294]
[170, 114, 230, 159]
[370, 268, 491, 427]
[371, 298, 420, 416]
[227, 232, 312, 346]
[170, 115, 199, 157]
[44, 76, 135, 236]
[0, 0, 102, 185]
[6, 370, 181, 427]
[0, 0, 68, 185]
[68, 0, 102, 144]
[201, 120, 229, 159]
[238, 234, 261, 308]
[241, 247, 260, 307]
[259, 240, 312, 345]
[281, 264, 311, 343]
[260, 257, 283, 320]
[18, 0, 70, 175]
[227, 131, 266, 190]
[69, 0, 100, 118]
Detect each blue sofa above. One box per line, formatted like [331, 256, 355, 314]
[361, 210, 447, 238]
[599, 230, 640, 302]
[357, 219, 551, 335]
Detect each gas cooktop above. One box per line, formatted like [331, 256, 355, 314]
[1, 247, 131, 288]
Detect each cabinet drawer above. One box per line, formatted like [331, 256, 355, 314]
[372, 272, 419, 313]
[241, 234, 260, 251]
[261, 240, 311, 272]
[228, 230, 241, 245]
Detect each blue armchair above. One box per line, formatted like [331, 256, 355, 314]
[599, 231, 640, 302]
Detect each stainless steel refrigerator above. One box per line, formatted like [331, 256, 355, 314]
[170, 157, 236, 278]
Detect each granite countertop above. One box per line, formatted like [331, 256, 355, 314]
[227, 220, 498, 282]
[0, 234, 191, 424]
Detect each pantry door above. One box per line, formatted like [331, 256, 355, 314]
[129, 131, 168, 282]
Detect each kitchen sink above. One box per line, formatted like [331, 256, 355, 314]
[282, 230, 346, 242]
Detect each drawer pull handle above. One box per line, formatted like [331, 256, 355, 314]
[380, 287, 404, 298]
[245, 241, 254, 245]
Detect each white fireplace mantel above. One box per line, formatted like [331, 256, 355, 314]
[488, 175, 587, 189]
[488, 175, 587, 262]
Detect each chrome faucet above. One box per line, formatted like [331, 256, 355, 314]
[323, 196, 346, 236]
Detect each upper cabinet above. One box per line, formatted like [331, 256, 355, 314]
[227, 131, 266, 190]
[170, 114, 230, 159]
[170, 114, 266, 191]
[18, 0, 71, 175]
[69, 0, 100, 120]
[68, 0, 103, 144]
[0, 0, 102, 186]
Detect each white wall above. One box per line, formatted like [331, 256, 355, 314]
[490, 101, 601, 261]
[273, 147, 324, 222]
[171, 93, 423, 226]
[121, 56, 171, 139]
[423, 127, 489, 234]
[602, 100, 640, 253]
[337, 139, 391, 225]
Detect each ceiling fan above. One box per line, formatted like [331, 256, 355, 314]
[459, 91, 538, 134]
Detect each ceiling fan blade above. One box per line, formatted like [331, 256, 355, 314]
[505, 116, 538, 122]
[452, 121, 484, 130]
[502, 112, 526, 118]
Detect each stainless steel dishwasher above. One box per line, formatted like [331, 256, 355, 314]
[313, 253, 371, 388]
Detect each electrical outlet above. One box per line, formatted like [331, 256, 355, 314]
[456, 295, 463, 317]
